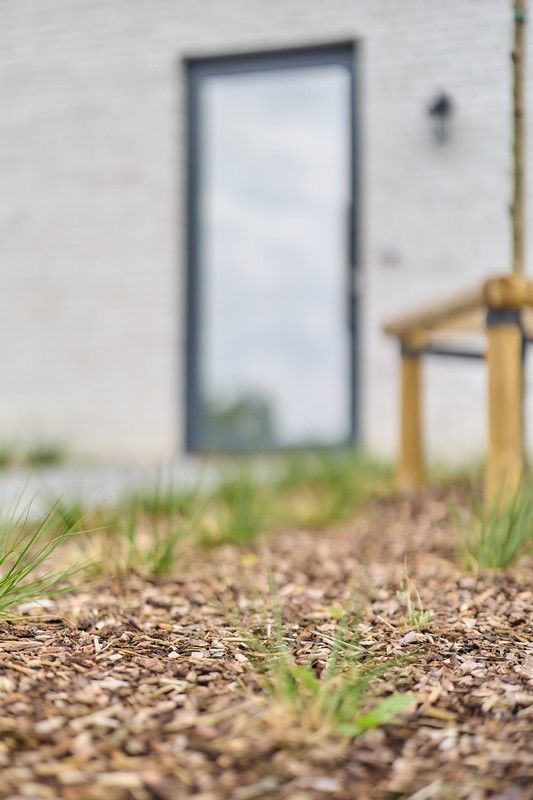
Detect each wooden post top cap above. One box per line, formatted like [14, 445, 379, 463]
[482, 275, 532, 309]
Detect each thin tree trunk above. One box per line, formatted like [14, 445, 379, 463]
[512, 0, 527, 274]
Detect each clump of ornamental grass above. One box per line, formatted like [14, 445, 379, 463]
[459, 490, 533, 571]
[244, 584, 415, 739]
[75, 473, 208, 578]
[130, 484, 201, 519]
[408, 607, 434, 629]
[397, 570, 434, 630]
[95, 475, 217, 577]
[91, 499, 193, 578]
[25, 444, 65, 466]
[42, 494, 99, 533]
[0, 443, 65, 470]
[198, 471, 273, 546]
[277, 449, 393, 528]
[0, 503, 82, 617]
[112, 474, 266, 571]
[0, 445, 17, 470]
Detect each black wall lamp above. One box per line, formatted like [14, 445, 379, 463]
[428, 92, 454, 143]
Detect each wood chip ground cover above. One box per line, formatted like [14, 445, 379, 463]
[0, 489, 531, 800]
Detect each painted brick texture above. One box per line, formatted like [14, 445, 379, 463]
[0, 0, 531, 462]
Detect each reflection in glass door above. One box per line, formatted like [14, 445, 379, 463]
[186, 45, 357, 450]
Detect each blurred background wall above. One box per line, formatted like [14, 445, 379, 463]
[1, 0, 532, 463]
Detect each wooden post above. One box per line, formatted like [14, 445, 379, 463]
[485, 0, 527, 506]
[512, 0, 527, 275]
[485, 310, 524, 505]
[398, 343, 425, 491]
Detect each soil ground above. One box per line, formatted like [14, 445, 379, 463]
[0, 488, 531, 800]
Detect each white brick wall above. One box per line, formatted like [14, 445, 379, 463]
[0, 0, 532, 462]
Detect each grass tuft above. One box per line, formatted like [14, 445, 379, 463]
[408, 608, 433, 629]
[43, 496, 90, 533]
[90, 502, 189, 578]
[459, 491, 533, 571]
[0, 445, 17, 470]
[131, 485, 201, 519]
[398, 572, 434, 630]
[199, 472, 271, 546]
[277, 449, 393, 528]
[91, 483, 206, 578]
[246, 585, 415, 739]
[25, 444, 65, 466]
[0, 504, 81, 617]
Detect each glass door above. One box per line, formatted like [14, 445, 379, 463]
[186, 44, 357, 450]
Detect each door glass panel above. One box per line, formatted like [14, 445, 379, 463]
[194, 57, 353, 449]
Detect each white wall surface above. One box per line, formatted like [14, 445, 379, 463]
[0, 0, 532, 462]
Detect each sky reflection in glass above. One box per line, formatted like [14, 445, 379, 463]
[198, 64, 351, 447]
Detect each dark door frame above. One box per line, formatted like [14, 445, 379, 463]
[184, 41, 359, 452]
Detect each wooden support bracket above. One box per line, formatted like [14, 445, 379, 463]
[483, 274, 528, 309]
[383, 274, 533, 501]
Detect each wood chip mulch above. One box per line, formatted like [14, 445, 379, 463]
[0, 489, 531, 800]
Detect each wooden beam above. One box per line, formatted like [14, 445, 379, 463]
[383, 283, 485, 339]
[384, 275, 533, 344]
[486, 316, 524, 505]
[398, 349, 425, 491]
